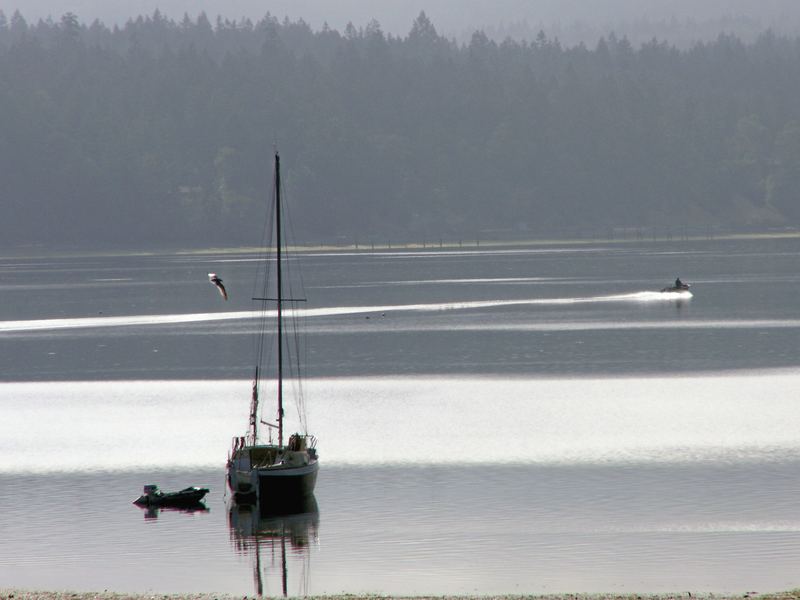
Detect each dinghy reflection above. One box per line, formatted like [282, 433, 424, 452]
[138, 503, 209, 520]
[228, 497, 319, 597]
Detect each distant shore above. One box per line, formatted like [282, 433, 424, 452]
[3, 228, 800, 260]
[2, 591, 799, 600]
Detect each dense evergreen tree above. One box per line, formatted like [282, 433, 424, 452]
[1, 11, 799, 247]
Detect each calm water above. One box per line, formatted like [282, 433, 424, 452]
[1, 237, 800, 594]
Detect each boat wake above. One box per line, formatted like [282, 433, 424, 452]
[0, 311, 249, 333]
[0, 291, 691, 333]
[303, 290, 692, 316]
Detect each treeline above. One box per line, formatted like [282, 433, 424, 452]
[1, 10, 800, 247]
[484, 15, 800, 50]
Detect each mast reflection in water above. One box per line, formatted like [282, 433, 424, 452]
[228, 497, 319, 597]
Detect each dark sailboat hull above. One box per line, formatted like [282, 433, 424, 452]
[257, 461, 318, 511]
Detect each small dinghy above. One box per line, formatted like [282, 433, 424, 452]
[133, 484, 209, 507]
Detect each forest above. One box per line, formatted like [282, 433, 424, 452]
[1, 10, 800, 247]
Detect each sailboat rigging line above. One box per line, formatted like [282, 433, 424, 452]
[250, 151, 313, 443]
[250, 156, 277, 444]
[252, 154, 310, 436]
[289, 302, 308, 431]
[272, 151, 309, 443]
[266, 155, 308, 435]
[274, 151, 290, 448]
[282, 173, 310, 432]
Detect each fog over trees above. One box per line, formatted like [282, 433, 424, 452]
[1, 9, 800, 247]
[10, 0, 800, 45]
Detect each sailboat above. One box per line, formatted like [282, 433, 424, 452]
[227, 152, 319, 509]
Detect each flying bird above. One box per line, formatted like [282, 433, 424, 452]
[208, 273, 228, 300]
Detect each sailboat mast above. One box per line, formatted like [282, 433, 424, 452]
[275, 151, 284, 448]
[249, 366, 259, 443]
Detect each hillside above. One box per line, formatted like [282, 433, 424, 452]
[1, 11, 799, 247]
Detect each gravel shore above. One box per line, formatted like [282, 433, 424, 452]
[2, 592, 799, 600]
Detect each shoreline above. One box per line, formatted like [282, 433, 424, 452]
[2, 592, 799, 600]
[2, 228, 800, 260]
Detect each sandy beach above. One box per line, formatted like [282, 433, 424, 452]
[2, 592, 799, 600]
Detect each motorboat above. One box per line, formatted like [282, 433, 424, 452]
[133, 484, 209, 507]
[661, 280, 691, 293]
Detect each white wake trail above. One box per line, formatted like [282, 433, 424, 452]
[0, 291, 691, 333]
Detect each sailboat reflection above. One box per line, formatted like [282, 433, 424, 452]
[228, 497, 319, 597]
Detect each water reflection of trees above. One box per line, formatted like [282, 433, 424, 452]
[228, 498, 319, 597]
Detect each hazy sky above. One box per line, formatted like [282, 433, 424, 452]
[7, 0, 800, 43]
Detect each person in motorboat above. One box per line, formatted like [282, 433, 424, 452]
[661, 277, 690, 293]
